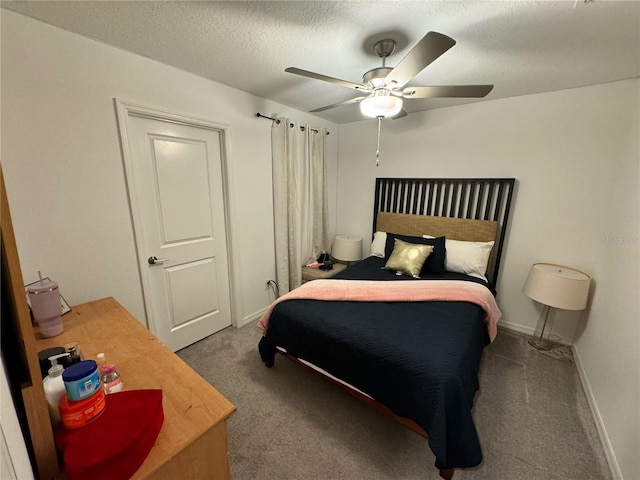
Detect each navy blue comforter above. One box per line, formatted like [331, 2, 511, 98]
[258, 256, 492, 469]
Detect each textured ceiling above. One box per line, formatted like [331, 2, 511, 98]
[3, 0, 639, 124]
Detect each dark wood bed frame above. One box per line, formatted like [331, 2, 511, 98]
[273, 177, 517, 480]
[373, 177, 516, 289]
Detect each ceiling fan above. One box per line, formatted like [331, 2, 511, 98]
[285, 31, 493, 119]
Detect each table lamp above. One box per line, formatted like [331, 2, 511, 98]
[331, 235, 362, 266]
[523, 263, 591, 350]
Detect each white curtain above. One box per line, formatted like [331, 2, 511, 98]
[272, 118, 329, 293]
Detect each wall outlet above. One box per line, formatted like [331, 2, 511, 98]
[264, 279, 271, 290]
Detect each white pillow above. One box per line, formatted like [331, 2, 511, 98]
[424, 235, 494, 281]
[370, 231, 387, 258]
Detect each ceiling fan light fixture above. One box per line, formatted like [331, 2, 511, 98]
[286, 31, 493, 121]
[359, 91, 403, 118]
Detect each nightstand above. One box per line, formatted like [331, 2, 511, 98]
[302, 262, 347, 283]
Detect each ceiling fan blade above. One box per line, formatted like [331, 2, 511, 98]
[403, 85, 494, 98]
[309, 96, 368, 113]
[391, 108, 408, 120]
[384, 32, 456, 89]
[285, 67, 369, 91]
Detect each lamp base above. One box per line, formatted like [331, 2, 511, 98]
[528, 338, 553, 351]
[528, 304, 554, 351]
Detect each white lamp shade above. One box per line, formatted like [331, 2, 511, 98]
[332, 235, 362, 262]
[360, 94, 403, 118]
[523, 263, 591, 310]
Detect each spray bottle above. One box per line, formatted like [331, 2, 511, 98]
[43, 353, 69, 425]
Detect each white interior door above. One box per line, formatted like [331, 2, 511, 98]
[117, 102, 232, 351]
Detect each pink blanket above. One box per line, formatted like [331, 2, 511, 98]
[257, 279, 501, 341]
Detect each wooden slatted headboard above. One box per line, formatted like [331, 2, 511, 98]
[372, 178, 516, 288]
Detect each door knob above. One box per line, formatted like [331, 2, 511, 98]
[148, 256, 169, 265]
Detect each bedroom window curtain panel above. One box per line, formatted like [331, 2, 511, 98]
[271, 118, 329, 294]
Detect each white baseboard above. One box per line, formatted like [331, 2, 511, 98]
[497, 319, 536, 337]
[498, 319, 573, 345]
[571, 346, 622, 480]
[236, 306, 267, 328]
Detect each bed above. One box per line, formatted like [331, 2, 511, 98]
[258, 178, 516, 479]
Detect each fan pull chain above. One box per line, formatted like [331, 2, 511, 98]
[375, 117, 382, 167]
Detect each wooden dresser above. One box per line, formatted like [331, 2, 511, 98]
[35, 297, 236, 479]
[1, 167, 234, 479]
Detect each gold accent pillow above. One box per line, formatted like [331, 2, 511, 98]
[383, 239, 434, 278]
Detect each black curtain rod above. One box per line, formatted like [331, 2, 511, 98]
[255, 112, 329, 135]
[255, 112, 280, 124]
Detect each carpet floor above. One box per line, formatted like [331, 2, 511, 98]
[177, 323, 611, 480]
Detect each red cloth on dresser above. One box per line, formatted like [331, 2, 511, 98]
[54, 389, 164, 480]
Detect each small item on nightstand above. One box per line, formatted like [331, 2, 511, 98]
[319, 260, 333, 271]
[100, 363, 123, 394]
[317, 250, 330, 264]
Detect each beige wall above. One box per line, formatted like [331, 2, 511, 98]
[573, 80, 639, 480]
[336, 79, 639, 479]
[1, 10, 338, 329]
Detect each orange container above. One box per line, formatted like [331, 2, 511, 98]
[58, 389, 106, 429]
